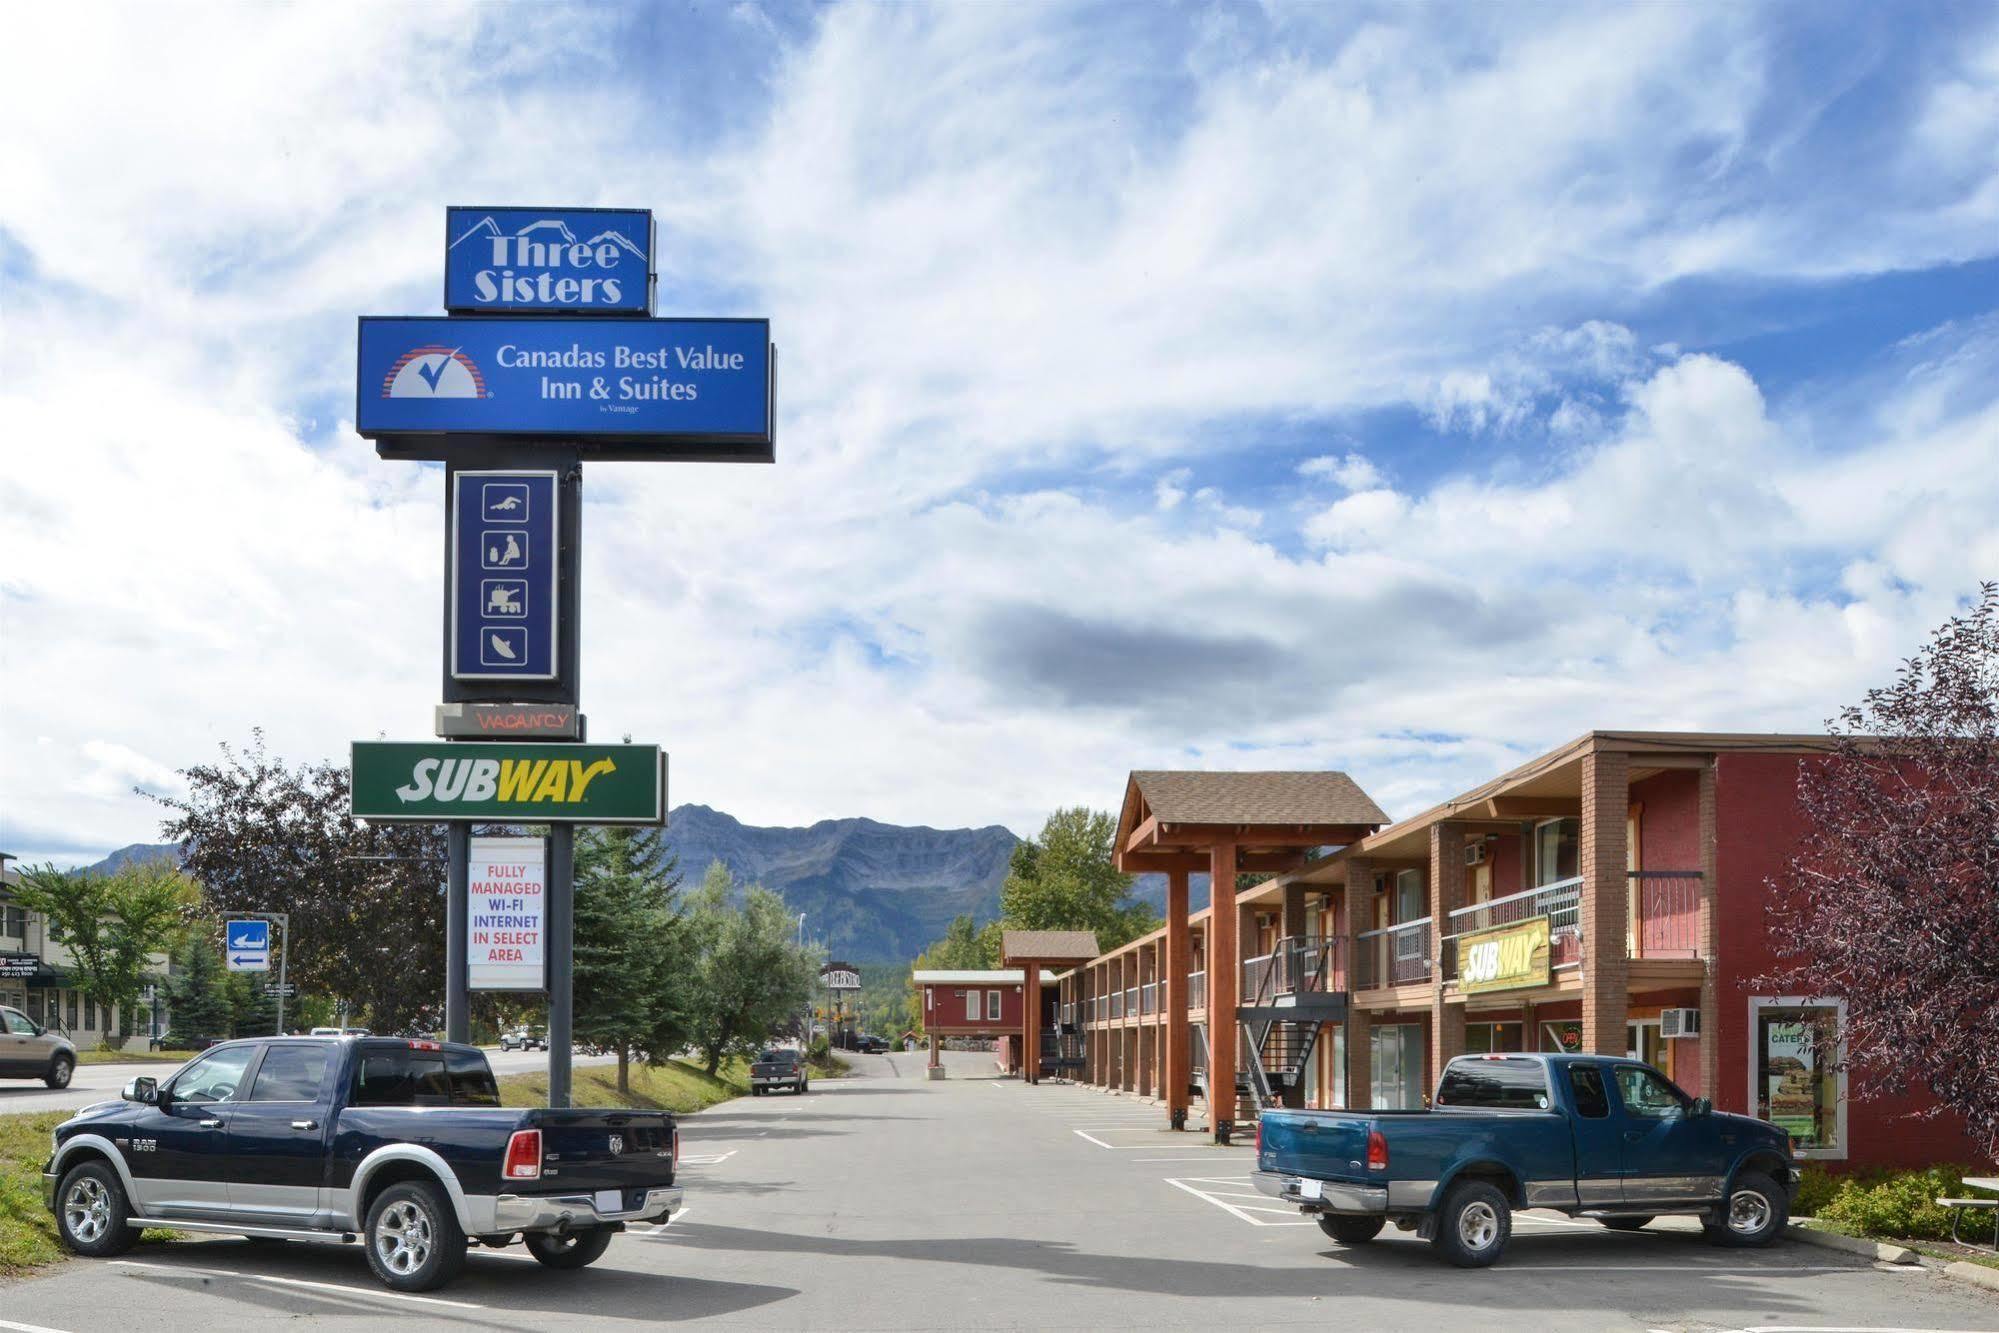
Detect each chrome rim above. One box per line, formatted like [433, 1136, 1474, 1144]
[375, 1199, 433, 1275]
[52, 1059, 72, 1087]
[1458, 1200, 1500, 1251]
[65, 1177, 110, 1243]
[1728, 1188, 1772, 1235]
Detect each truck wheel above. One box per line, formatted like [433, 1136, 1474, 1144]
[1705, 1171, 1787, 1247]
[1598, 1216, 1654, 1231]
[525, 1226, 615, 1270]
[45, 1054, 74, 1089]
[1431, 1180, 1511, 1268]
[1316, 1215, 1385, 1245]
[365, 1180, 466, 1292]
[55, 1161, 139, 1258]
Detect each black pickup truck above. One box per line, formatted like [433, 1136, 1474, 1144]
[43, 1035, 681, 1291]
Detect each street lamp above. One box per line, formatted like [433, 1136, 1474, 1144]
[796, 913, 810, 1049]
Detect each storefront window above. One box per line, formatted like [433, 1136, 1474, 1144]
[1466, 1022, 1524, 1054]
[1540, 1019, 1584, 1054]
[1753, 1002, 1844, 1156]
[1627, 1019, 1662, 1068]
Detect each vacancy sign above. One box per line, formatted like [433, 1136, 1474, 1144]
[468, 835, 546, 991]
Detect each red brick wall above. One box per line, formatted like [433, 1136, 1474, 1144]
[1634, 769, 1700, 869]
[1714, 752, 1983, 1170]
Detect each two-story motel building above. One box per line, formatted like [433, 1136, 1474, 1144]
[1050, 731, 1980, 1170]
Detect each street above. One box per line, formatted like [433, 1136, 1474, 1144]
[0, 1047, 614, 1116]
[7, 1051, 1998, 1331]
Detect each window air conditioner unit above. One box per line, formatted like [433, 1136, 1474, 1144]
[1465, 842, 1488, 867]
[1660, 1008, 1701, 1039]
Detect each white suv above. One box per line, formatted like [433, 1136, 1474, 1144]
[1, 1005, 76, 1088]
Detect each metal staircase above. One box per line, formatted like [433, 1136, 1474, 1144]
[1041, 1026, 1085, 1077]
[1236, 935, 1346, 1110]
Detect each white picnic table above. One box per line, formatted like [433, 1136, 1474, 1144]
[1941, 1175, 1999, 1250]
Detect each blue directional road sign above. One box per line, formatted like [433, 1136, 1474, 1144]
[355, 316, 773, 461]
[225, 919, 270, 973]
[452, 470, 558, 682]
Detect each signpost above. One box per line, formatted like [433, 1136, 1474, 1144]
[353, 202, 770, 1108]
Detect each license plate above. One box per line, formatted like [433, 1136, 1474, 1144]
[594, 1189, 622, 1214]
[1298, 1178, 1323, 1200]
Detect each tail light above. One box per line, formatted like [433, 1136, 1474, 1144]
[1366, 1128, 1389, 1172]
[672, 1126, 681, 1166]
[1255, 1119, 1264, 1153]
[409, 1039, 441, 1051]
[503, 1129, 543, 1181]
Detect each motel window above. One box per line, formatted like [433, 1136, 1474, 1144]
[1392, 870, 1425, 961]
[84, 998, 96, 1031]
[1, 905, 24, 939]
[1540, 1020, 1584, 1054]
[1751, 1000, 1845, 1158]
[1534, 819, 1579, 886]
[965, 989, 980, 1022]
[987, 990, 1002, 1022]
[67, 992, 78, 1031]
[1465, 1022, 1524, 1054]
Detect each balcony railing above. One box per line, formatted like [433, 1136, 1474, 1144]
[1633, 870, 1702, 958]
[1355, 917, 1433, 989]
[1243, 935, 1348, 1002]
[1187, 969, 1206, 1009]
[1442, 876, 1583, 979]
[1140, 982, 1157, 1014]
[1109, 990, 1123, 1019]
[1124, 986, 1138, 1017]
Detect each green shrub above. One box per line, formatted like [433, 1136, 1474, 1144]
[1792, 1163, 1841, 1218]
[1819, 1165, 1987, 1240]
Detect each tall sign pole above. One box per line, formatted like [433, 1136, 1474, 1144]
[351, 205, 771, 1111]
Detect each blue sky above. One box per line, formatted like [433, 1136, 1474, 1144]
[2, 2, 1996, 865]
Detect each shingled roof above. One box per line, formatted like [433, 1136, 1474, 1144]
[1000, 930, 1101, 964]
[1128, 770, 1388, 827]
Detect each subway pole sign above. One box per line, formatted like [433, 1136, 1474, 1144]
[351, 742, 665, 824]
[1457, 916, 1552, 995]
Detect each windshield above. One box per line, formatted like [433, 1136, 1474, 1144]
[1436, 1056, 1552, 1110]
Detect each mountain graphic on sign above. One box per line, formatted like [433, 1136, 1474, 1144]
[582, 228, 648, 260]
[449, 215, 584, 250]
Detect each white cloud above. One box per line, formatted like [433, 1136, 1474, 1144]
[2, 5, 1997, 867]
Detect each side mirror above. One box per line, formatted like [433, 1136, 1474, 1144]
[123, 1076, 158, 1105]
[1691, 1097, 1712, 1117]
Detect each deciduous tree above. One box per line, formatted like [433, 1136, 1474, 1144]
[154, 732, 447, 1035]
[12, 860, 193, 1047]
[686, 862, 821, 1076]
[1757, 583, 1999, 1154]
[998, 807, 1156, 950]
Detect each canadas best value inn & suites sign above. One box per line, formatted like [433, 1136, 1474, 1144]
[350, 742, 665, 824]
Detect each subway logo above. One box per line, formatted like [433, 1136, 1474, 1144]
[395, 756, 617, 805]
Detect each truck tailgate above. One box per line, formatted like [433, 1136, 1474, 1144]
[528, 1109, 676, 1196]
[1258, 1109, 1376, 1184]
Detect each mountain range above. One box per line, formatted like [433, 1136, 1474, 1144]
[81, 805, 1192, 962]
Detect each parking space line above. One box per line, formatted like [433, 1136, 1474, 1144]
[1165, 1177, 1317, 1227]
[110, 1259, 484, 1310]
[0, 1319, 76, 1333]
[1073, 1129, 1117, 1148]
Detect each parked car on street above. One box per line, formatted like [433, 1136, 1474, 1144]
[750, 1048, 809, 1096]
[498, 1028, 547, 1052]
[1, 1005, 75, 1088]
[855, 1035, 889, 1054]
[1254, 1053, 1796, 1267]
[42, 1035, 681, 1291]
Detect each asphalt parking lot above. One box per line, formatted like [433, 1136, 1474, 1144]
[6, 1050, 1998, 1331]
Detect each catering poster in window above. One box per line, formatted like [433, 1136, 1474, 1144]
[1759, 1011, 1836, 1148]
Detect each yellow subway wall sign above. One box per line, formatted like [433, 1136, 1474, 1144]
[351, 741, 664, 824]
[1457, 915, 1551, 994]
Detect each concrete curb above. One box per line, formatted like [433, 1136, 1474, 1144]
[1784, 1223, 1919, 1265]
[1942, 1260, 1999, 1293]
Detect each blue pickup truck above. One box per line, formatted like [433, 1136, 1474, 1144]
[1255, 1053, 1796, 1267]
[43, 1035, 681, 1291]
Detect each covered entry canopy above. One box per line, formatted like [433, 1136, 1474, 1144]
[1111, 769, 1388, 1142]
[1001, 930, 1100, 1085]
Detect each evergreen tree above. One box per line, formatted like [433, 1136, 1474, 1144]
[163, 925, 235, 1048]
[574, 827, 689, 1094]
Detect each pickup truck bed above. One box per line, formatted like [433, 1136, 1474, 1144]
[44, 1035, 681, 1290]
[1255, 1053, 1796, 1266]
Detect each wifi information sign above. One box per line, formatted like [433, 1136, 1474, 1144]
[445, 206, 654, 315]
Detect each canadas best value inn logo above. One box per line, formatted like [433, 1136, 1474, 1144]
[382, 346, 489, 399]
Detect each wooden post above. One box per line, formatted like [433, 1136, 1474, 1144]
[1024, 963, 1043, 1084]
[1208, 842, 1238, 1143]
[1167, 868, 1191, 1128]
